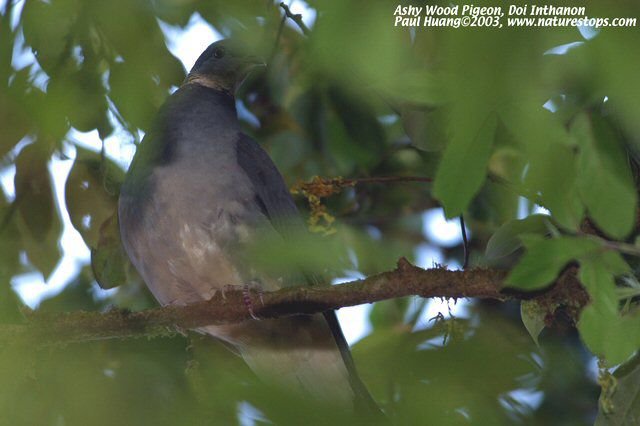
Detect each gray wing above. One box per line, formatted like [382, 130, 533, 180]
[236, 133, 305, 239]
[235, 133, 382, 415]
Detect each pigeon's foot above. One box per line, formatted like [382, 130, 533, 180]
[219, 282, 265, 320]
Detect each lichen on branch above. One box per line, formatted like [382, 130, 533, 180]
[290, 176, 433, 235]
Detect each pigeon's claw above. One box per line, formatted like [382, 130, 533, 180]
[243, 285, 260, 320]
[219, 283, 264, 320]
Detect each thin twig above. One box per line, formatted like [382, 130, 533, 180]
[342, 176, 433, 185]
[270, 14, 287, 62]
[279, 2, 310, 35]
[604, 241, 640, 257]
[270, 0, 291, 63]
[291, 176, 432, 195]
[577, 232, 640, 258]
[459, 215, 469, 269]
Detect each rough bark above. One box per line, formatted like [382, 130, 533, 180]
[0, 258, 589, 346]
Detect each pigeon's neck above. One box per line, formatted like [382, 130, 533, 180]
[144, 84, 239, 163]
[182, 74, 234, 97]
[168, 83, 238, 125]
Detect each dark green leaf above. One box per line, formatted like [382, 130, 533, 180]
[22, 0, 77, 74]
[91, 212, 131, 289]
[47, 67, 110, 135]
[520, 300, 546, 346]
[108, 62, 166, 130]
[327, 86, 386, 165]
[572, 113, 637, 239]
[382, 69, 447, 107]
[14, 143, 62, 278]
[486, 215, 551, 260]
[369, 298, 408, 330]
[433, 111, 497, 218]
[401, 106, 446, 152]
[578, 253, 636, 365]
[505, 236, 601, 290]
[500, 104, 583, 229]
[65, 147, 124, 248]
[579, 306, 640, 367]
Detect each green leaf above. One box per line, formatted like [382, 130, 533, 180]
[369, 298, 408, 330]
[245, 227, 345, 281]
[401, 107, 447, 152]
[0, 69, 31, 158]
[487, 146, 526, 185]
[499, 104, 583, 229]
[483, 144, 527, 225]
[592, 29, 640, 140]
[108, 61, 166, 130]
[381, 69, 448, 107]
[91, 213, 132, 289]
[505, 236, 601, 290]
[308, 1, 409, 94]
[485, 214, 551, 260]
[595, 250, 631, 277]
[0, 195, 23, 279]
[520, 300, 546, 346]
[47, 67, 111, 135]
[21, 0, 77, 75]
[433, 112, 497, 218]
[572, 113, 637, 239]
[579, 257, 620, 317]
[579, 306, 640, 367]
[65, 147, 124, 248]
[327, 86, 386, 165]
[14, 144, 56, 240]
[578, 254, 637, 365]
[14, 143, 62, 279]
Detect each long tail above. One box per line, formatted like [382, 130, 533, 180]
[209, 312, 383, 417]
[228, 315, 355, 404]
[323, 310, 385, 419]
[300, 273, 384, 417]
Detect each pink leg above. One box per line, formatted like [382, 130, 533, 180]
[219, 282, 265, 320]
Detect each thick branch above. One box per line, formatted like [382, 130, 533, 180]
[1, 259, 588, 345]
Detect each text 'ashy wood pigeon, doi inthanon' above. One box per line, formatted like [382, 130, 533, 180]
[118, 39, 381, 416]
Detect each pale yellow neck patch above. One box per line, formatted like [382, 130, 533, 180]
[183, 74, 233, 96]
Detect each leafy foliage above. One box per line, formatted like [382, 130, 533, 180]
[0, 0, 639, 424]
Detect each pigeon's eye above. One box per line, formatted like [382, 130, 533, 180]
[213, 47, 226, 59]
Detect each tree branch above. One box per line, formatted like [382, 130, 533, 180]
[1, 259, 588, 346]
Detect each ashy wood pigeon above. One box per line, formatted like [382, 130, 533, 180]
[118, 39, 380, 415]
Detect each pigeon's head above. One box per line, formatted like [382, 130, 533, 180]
[186, 39, 265, 94]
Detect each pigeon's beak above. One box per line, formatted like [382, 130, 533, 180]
[243, 55, 266, 69]
[235, 55, 266, 89]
